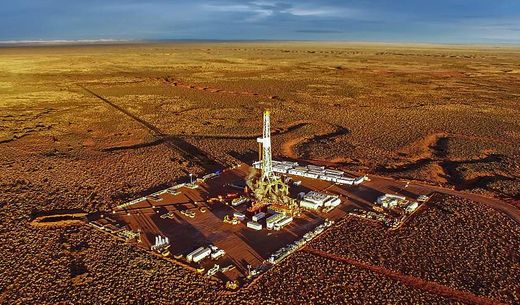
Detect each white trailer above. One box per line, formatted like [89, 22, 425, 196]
[192, 247, 211, 263]
[187, 247, 205, 262]
[233, 212, 245, 221]
[274, 216, 293, 230]
[323, 197, 341, 207]
[252, 212, 266, 222]
[247, 221, 262, 230]
[266, 213, 285, 229]
[336, 178, 355, 185]
[300, 200, 321, 210]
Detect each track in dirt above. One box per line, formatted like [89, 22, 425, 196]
[376, 132, 516, 195]
[303, 247, 502, 305]
[160, 76, 356, 161]
[160, 76, 284, 101]
[79, 85, 224, 172]
[280, 122, 349, 160]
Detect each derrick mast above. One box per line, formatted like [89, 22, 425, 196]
[252, 110, 299, 215]
[257, 110, 274, 181]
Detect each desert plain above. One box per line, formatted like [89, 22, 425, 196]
[0, 42, 519, 304]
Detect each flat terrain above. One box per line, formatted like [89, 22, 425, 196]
[0, 42, 519, 304]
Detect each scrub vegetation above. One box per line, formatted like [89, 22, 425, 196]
[0, 42, 519, 304]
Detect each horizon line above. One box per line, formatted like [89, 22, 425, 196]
[1, 38, 519, 48]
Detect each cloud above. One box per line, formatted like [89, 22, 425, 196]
[283, 8, 336, 16]
[201, 3, 273, 21]
[295, 29, 345, 34]
[201, 1, 365, 21]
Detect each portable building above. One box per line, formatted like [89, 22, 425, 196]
[303, 172, 319, 179]
[406, 202, 419, 212]
[211, 249, 226, 259]
[354, 176, 367, 185]
[325, 169, 344, 175]
[307, 165, 325, 171]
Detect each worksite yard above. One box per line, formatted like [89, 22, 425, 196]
[101, 163, 433, 285]
[106, 164, 334, 283]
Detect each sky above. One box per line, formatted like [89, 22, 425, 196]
[1, 0, 519, 43]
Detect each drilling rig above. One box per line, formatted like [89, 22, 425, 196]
[252, 110, 299, 215]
